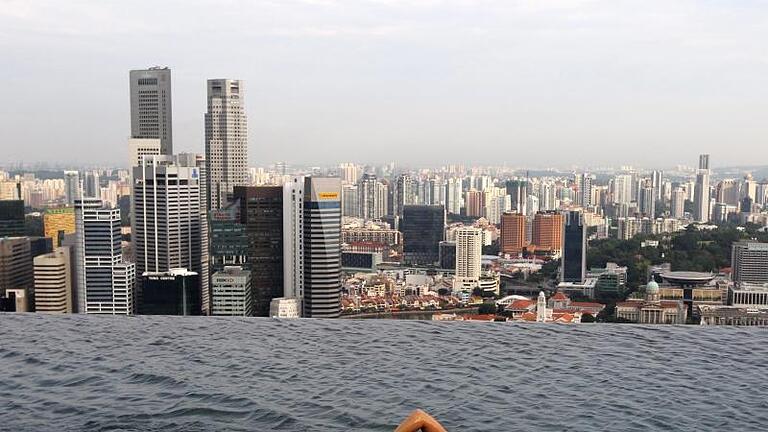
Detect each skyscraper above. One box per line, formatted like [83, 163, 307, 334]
[205, 79, 248, 210]
[639, 182, 655, 217]
[63, 171, 80, 206]
[694, 154, 711, 223]
[561, 211, 586, 283]
[575, 173, 594, 207]
[75, 198, 134, 314]
[402, 205, 445, 266]
[129, 67, 173, 155]
[140, 269, 199, 315]
[454, 226, 483, 291]
[393, 174, 416, 217]
[0, 237, 33, 308]
[211, 266, 253, 316]
[505, 179, 528, 214]
[731, 241, 768, 286]
[33, 246, 73, 313]
[233, 186, 284, 317]
[500, 212, 526, 255]
[0, 200, 25, 237]
[132, 156, 203, 311]
[299, 177, 342, 318]
[358, 173, 388, 220]
[445, 177, 463, 215]
[128, 138, 162, 167]
[210, 199, 249, 274]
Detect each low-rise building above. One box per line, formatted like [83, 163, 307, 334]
[615, 281, 687, 324]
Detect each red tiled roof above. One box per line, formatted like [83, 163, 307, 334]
[552, 292, 568, 301]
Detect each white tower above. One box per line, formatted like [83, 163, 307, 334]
[536, 291, 547, 322]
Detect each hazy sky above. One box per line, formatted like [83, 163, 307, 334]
[1, 0, 767, 168]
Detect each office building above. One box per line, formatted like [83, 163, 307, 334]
[140, 269, 199, 315]
[131, 156, 203, 311]
[128, 138, 162, 167]
[0, 237, 33, 308]
[454, 226, 483, 291]
[129, 67, 172, 154]
[500, 212, 526, 255]
[33, 246, 73, 313]
[233, 186, 284, 317]
[205, 79, 248, 210]
[561, 211, 586, 283]
[75, 198, 134, 314]
[211, 266, 253, 316]
[0, 200, 25, 237]
[532, 211, 564, 254]
[505, 179, 528, 214]
[402, 205, 445, 266]
[300, 177, 343, 318]
[694, 154, 711, 223]
[210, 200, 248, 274]
[43, 207, 75, 247]
[732, 241, 768, 286]
[439, 241, 456, 270]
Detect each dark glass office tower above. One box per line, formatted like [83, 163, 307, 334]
[233, 186, 284, 317]
[505, 180, 528, 214]
[302, 177, 342, 318]
[561, 211, 586, 283]
[402, 205, 445, 266]
[210, 199, 249, 274]
[140, 270, 200, 315]
[0, 200, 25, 237]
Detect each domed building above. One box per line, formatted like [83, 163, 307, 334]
[615, 280, 687, 324]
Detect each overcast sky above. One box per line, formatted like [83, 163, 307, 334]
[1, 0, 766, 168]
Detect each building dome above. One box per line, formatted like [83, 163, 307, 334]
[646, 280, 660, 294]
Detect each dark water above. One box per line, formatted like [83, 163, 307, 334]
[2, 314, 767, 431]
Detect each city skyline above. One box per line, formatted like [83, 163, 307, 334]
[2, 1, 767, 167]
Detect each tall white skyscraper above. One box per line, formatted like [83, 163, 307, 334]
[282, 177, 342, 318]
[612, 174, 633, 205]
[129, 67, 173, 155]
[205, 79, 248, 210]
[454, 226, 483, 291]
[75, 198, 134, 314]
[694, 154, 711, 223]
[358, 173, 388, 220]
[131, 155, 204, 312]
[576, 173, 594, 207]
[445, 177, 463, 215]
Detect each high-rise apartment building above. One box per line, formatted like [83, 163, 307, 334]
[358, 174, 388, 220]
[129, 67, 173, 155]
[561, 211, 586, 283]
[732, 241, 768, 286]
[132, 156, 203, 311]
[402, 205, 445, 266]
[233, 186, 284, 317]
[532, 211, 564, 254]
[465, 190, 485, 217]
[454, 226, 483, 291]
[576, 173, 594, 207]
[505, 179, 528, 214]
[694, 154, 711, 223]
[43, 207, 75, 247]
[671, 187, 685, 219]
[33, 246, 73, 313]
[500, 212, 526, 255]
[445, 177, 463, 215]
[75, 198, 134, 314]
[205, 79, 248, 210]
[64, 171, 80, 206]
[393, 174, 416, 217]
[639, 183, 655, 217]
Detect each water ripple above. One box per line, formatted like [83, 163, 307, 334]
[1, 314, 768, 431]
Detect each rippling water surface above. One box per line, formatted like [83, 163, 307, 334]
[2, 314, 767, 431]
